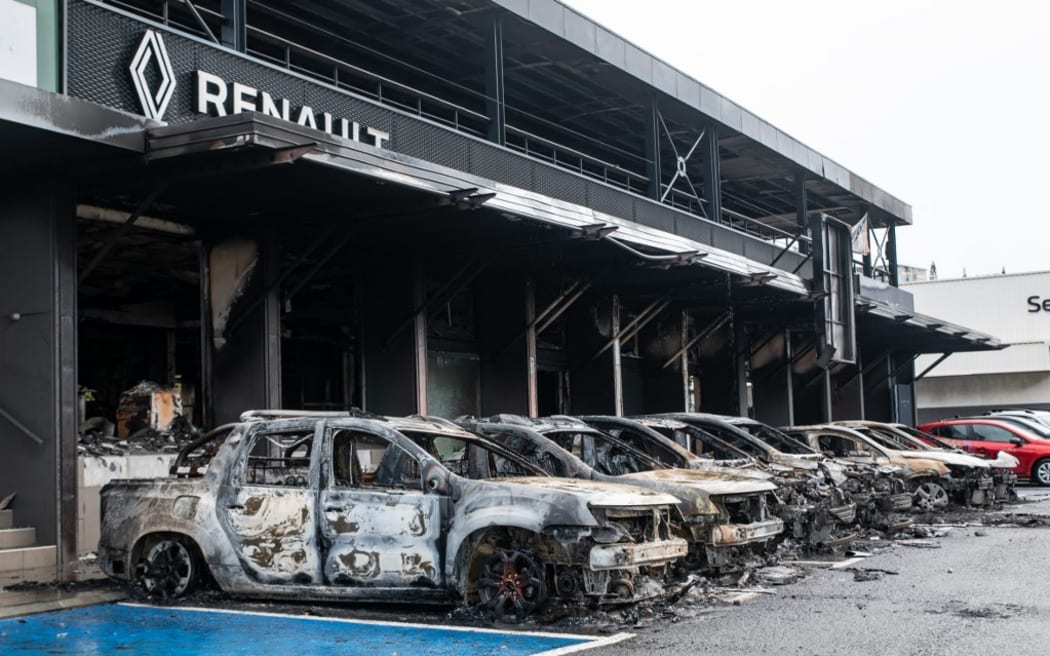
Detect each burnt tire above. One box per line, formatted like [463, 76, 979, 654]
[912, 480, 949, 511]
[1033, 459, 1050, 486]
[137, 537, 198, 598]
[474, 549, 548, 621]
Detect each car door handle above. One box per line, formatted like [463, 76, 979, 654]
[227, 504, 245, 510]
[325, 507, 343, 512]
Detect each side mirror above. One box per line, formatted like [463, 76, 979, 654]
[422, 462, 450, 495]
[1010, 437, 1025, 447]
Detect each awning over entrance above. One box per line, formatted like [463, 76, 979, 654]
[857, 296, 1003, 355]
[145, 112, 812, 297]
[0, 79, 149, 170]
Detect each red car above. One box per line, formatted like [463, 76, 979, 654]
[918, 418, 1050, 485]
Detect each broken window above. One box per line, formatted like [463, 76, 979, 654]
[736, 423, 816, 456]
[243, 430, 314, 487]
[815, 434, 872, 459]
[401, 431, 550, 480]
[647, 425, 749, 462]
[330, 430, 420, 489]
[543, 430, 653, 476]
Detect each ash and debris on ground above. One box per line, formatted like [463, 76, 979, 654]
[78, 380, 201, 456]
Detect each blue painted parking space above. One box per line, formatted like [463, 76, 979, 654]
[0, 603, 627, 656]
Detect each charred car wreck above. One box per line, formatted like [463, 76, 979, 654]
[842, 421, 1018, 502]
[459, 415, 784, 573]
[650, 414, 858, 548]
[98, 412, 688, 619]
[786, 425, 956, 511]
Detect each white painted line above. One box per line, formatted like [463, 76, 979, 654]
[830, 557, 864, 570]
[118, 603, 632, 645]
[531, 633, 634, 656]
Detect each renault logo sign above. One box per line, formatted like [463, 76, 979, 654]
[129, 30, 175, 121]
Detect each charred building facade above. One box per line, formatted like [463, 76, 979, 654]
[0, 0, 997, 581]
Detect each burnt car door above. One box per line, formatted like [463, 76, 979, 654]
[218, 421, 323, 585]
[318, 426, 444, 588]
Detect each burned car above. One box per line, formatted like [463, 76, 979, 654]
[650, 414, 858, 547]
[786, 424, 954, 511]
[719, 416, 912, 531]
[459, 415, 784, 573]
[845, 421, 1018, 502]
[834, 421, 999, 506]
[98, 411, 688, 619]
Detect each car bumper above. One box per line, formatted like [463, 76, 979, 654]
[589, 537, 689, 570]
[708, 518, 785, 547]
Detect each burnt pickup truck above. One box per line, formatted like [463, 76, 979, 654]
[98, 411, 687, 619]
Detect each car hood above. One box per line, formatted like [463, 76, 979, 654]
[885, 455, 951, 477]
[620, 469, 778, 495]
[895, 450, 990, 469]
[495, 477, 681, 508]
[685, 460, 772, 480]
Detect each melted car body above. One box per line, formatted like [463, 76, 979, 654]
[98, 412, 687, 618]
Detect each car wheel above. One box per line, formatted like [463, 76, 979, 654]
[912, 480, 949, 511]
[137, 537, 198, 598]
[475, 549, 548, 620]
[1033, 459, 1050, 486]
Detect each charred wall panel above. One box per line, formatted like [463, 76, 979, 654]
[753, 374, 793, 427]
[641, 363, 684, 413]
[564, 298, 614, 414]
[621, 359, 644, 416]
[477, 276, 528, 416]
[361, 263, 417, 415]
[206, 231, 281, 424]
[0, 179, 76, 563]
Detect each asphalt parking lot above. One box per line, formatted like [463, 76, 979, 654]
[3, 490, 1048, 656]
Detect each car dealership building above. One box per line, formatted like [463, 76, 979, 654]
[0, 0, 997, 581]
[906, 271, 1050, 423]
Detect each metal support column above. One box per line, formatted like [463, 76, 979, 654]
[414, 263, 428, 415]
[887, 221, 899, 287]
[702, 122, 723, 223]
[645, 96, 661, 200]
[681, 311, 690, 411]
[821, 370, 833, 422]
[783, 330, 795, 426]
[733, 315, 749, 417]
[856, 354, 866, 419]
[484, 14, 506, 146]
[262, 226, 282, 408]
[794, 169, 809, 255]
[221, 0, 247, 52]
[525, 280, 538, 418]
[611, 293, 623, 416]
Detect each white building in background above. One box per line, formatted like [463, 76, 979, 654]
[903, 271, 1050, 422]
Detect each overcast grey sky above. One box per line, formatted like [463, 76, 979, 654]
[560, 0, 1050, 279]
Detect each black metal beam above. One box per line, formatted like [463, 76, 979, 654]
[644, 96, 661, 201]
[794, 169, 809, 255]
[77, 185, 166, 285]
[887, 221, 899, 287]
[702, 122, 723, 223]
[484, 14, 506, 146]
[221, 0, 247, 52]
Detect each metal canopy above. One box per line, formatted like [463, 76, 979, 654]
[0, 78, 149, 169]
[856, 296, 1002, 354]
[98, 0, 909, 233]
[145, 111, 813, 296]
